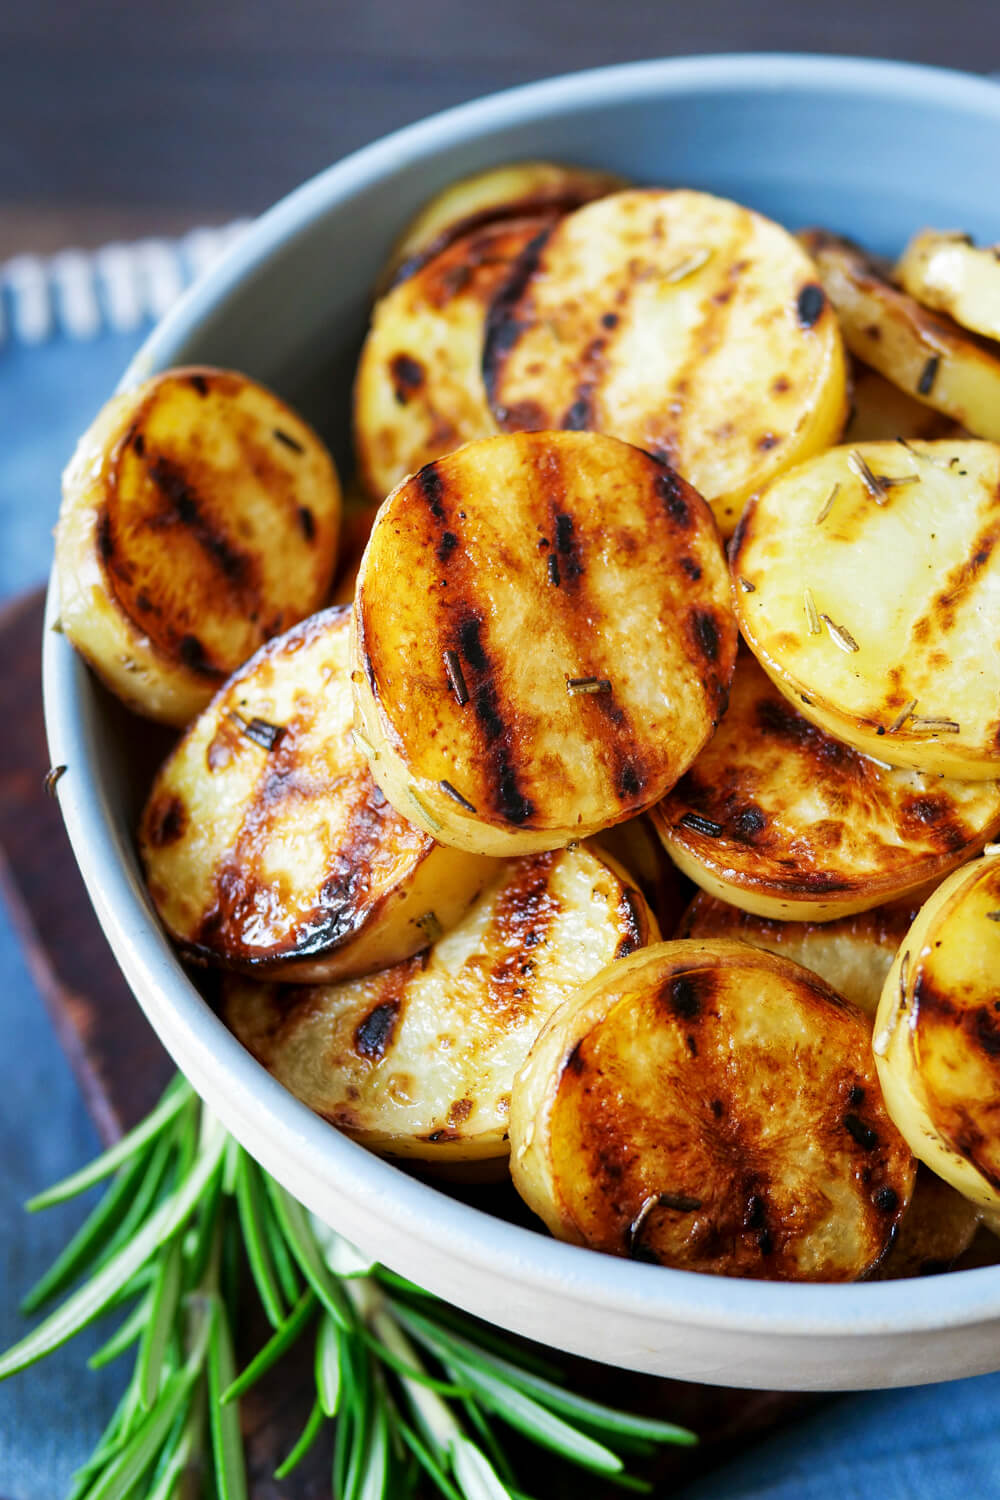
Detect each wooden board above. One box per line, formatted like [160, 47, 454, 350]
[0, 586, 812, 1496]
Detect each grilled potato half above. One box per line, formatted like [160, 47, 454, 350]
[352, 431, 737, 856]
[221, 844, 657, 1165]
[510, 939, 914, 1280]
[732, 439, 1000, 779]
[845, 361, 965, 444]
[676, 891, 920, 1018]
[652, 651, 1000, 920]
[140, 607, 495, 982]
[56, 366, 341, 726]
[354, 216, 551, 503]
[874, 851, 1000, 1216]
[896, 230, 1000, 343]
[874, 1167, 981, 1280]
[801, 229, 1000, 442]
[379, 159, 625, 289]
[484, 188, 848, 536]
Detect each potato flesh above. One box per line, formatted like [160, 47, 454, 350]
[380, 160, 625, 288]
[677, 891, 918, 1018]
[354, 217, 552, 503]
[510, 940, 914, 1280]
[140, 607, 495, 981]
[875, 853, 1000, 1214]
[352, 430, 736, 855]
[732, 440, 1000, 779]
[222, 844, 656, 1163]
[801, 229, 1000, 442]
[485, 189, 848, 536]
[56, 367, 341, 726]
[896, 230, 1000, 343]
[652, 651, 1000, 919]
[845, 361, 964, 444]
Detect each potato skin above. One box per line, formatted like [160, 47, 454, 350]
[510, 939, 914, 1280]
[56, 366, 341, 726]
[732, 439, 1000, 780]
[352, 431, 737, 855]
[652, 650, 1000, 920]
[354, 216, 553, 504]
[874, 852, 1000, 1215]
[676, 890, 919, 1018]
[801, 229, 1000, 441]
[484, 188, 848, 536]
[140, 607, 496, 982]
[222, 843, 657, 1167]
[896, 229, 1000, 344]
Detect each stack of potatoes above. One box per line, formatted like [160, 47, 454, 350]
[55, 162, 1000, 1283]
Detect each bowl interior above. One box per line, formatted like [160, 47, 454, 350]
[44, 54, 1000, 1390]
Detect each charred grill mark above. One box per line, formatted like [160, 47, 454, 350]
[553, 510, 583, 580]
[454, 611, 536, 826]
[389, 352, 426, 404]
[654, 469, 691, 529]
[680, 557, 702, 580]
[418, 462, 446, 521]
[563, 395, 592, 429]
[297, 506, 315, 541]
[908, 518, 1000, 640]
[132, 432, 146, 457]
[664, 973, 706, 1020]
[483, 225, 554, 417]
[144, 793, 187, 848]
[179, 634, 215, 675]
[874, 1186, 899, 1213]
[273, 426, 305, 453]
[915, 970, 1000, 1060]
[436, 530, 459, 563]
[354, 999, 401, 1061]
[96, 509, 113, 562]
[459, 615, 489, 672]
[486, 854, 560, 1019]
[560, 335, 606, 432]
[692, 609, 720, 663]
[189, 373, 209, 396]
[844, 1113, 880, 1150]
[614, 888, 645, 958]
[148, 456, 250, 585]
[547, 553, 561, 586]
[565, 1039, 586, 1076]
[618, 763, 644, 800]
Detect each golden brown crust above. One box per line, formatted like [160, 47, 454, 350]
[352, 430, 737, 854]
[652, 651, 1000, 919]
[510, 940, 915, 1280]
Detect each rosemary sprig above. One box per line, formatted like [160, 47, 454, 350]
[2, 1075, 696, 1497]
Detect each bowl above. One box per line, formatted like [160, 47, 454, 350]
[43, 53, 1000, 1391]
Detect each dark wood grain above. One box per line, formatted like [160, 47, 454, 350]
[2, 0, 999, 256]
[0, 585, 817, 1496]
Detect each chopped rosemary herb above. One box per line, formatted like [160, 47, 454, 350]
[803, 588, 821, 635]
[229, 712, 285, 751]
[899, 950, 910, 1012]
[566, 677, 612, 695]
[273, 427, 305, 453]
[415, 910, 444, 943]
[351, 727, 378, 762]
[917, 355, 941, 396]
[678, 812, 723, 838]
[848, 449, 888, 504]
[442, 649, 469, 707]
[819, 614, 860, 653]
[887, 699, 918, 734]
[876, 474, 919, 490]
[438, 780, 476, 813]
[986, 911, 1000, 922]
[910, 715, 961, 734]
[407, 786, 443, 832]
[43, 764, 67, 798]
[815, 483, 840, 524]
[663, 248, 712, 283]
[738, 576, 756, 593]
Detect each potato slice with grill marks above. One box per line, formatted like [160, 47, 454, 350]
[510, 939, 915, 1280]
[733, 439, 1000, 780]
[140, 606, 496, 982]
[354, 216, 553, 504]
[651, 651, 1000, 920]
[845, 361, 965, 444]
[676, 890, 920, 1018]
[352, 431, 737, 856]
[801, 229, 1000, 441]
[379, 159, 626, 290]
[874, 851, 1000, 1217]
[56, 366, 341, 726]
[483, 189, 848, 536]
[221, 843, 656, 1166]
[896, 230, 1000, 344]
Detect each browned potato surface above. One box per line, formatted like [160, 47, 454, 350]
[484, 188, 848, 535]
[801, 229, 1000, 441]
[510, 939, 914, 1280]
[676, 890, 919, 1018]
[354, 216, 552, 503]
[56, 366, 341, 726]
[222, 844, 657, 1165]
[652, 651, 1000, 920]
[380, 159, 625, 289]
[352, 431, 736, 855]
[140, 607, 495, 982]
[845, 360, 965, 444]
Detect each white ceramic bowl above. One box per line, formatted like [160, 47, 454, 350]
[43, 54, 1000, 1391]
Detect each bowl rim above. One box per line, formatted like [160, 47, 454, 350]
[44, 50, 1000, 1347]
